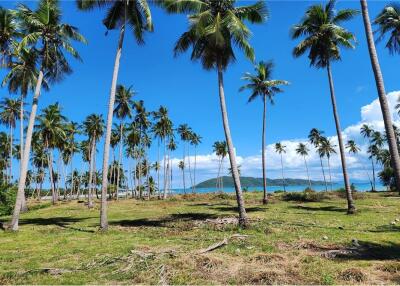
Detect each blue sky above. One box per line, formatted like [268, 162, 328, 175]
[1, 1, 400, 187]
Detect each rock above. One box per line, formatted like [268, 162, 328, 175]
[390, 221, 396, 225]
[322, 235, 328, 240]
[338, 226, 344, 230]
[351, 238, 360, 247]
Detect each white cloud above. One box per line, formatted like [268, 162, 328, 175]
[165, 91, 400, 188]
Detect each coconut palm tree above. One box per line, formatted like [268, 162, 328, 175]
[77, 0, 153, 231]
[178, 160, 185, 193]
[177, 124, 192, 191]
[163, 0, 267, 227]
[275, 142, 287, 191]
[308, 128, 328, 191]
[240, 60, 289, 204]
[318, 137, 336, 191]
[360, 0, 400, 195]
[82, 114, 105, 208]
[346, 139, 372, 191]
[167, 136, 177, 193]
[296, 143, 312, 189]
[190, 132, 201, 193]
[213, 140, 228, 192]
[0, 7, 20, 67]
[114, 84, 135, 200]
[292, 0, 357, 213]
[35, 103, 67, 204]
[0, 98, 20, 183]
[360, 124, 376, 191]
[374, 3, 400, 54]
[11, 0, 86, 231]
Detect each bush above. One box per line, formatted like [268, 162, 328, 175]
[282, 189, 326, 202]
[0, 185, 16, 216]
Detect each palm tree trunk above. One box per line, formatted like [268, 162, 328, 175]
[327, 156, 333, 192]
[326, 62, 355, 213]
[304, 156, 312, 189]
[157, 139, 160, 198]
[371, 159, 376, 191]
[216, 157, 222, 191]
[9, 125, 13, 183]
[320, 156, 328, 191]
[182, 168, 185, 194]
[280, 153, 286, 192]
[88, 138, 95, 208]
[10, 69, 44, 231]
[46, 140, 57, 205]
[262, 94, 268, 204]
[116, 123, 123, 201]
[19, 96, 27, 212]
[217, 60, 247, 227]
[193, 146, 197, 193]
[360, 0, 400, 194]
[187, 144, 194, 192]
[100, 23, 126, 230]
[163, 139, 168, 199]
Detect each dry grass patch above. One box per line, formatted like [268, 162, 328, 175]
[339, 268, 367, 283]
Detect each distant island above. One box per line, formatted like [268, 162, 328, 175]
[195, 176, 327, 188]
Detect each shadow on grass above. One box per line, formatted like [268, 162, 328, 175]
[111, 212, 218, 228]
[335, 241, 400, 260]
[289, 205, 346, 212]
[211, 206, 267, 213]
[19, 216, 95, 233]
[370, 224, 400, 233]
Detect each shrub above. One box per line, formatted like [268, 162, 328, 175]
[0, 185, 16, 216]
[282, 189, 326, 202]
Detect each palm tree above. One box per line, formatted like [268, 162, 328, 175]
[11, 0, 86, 231]
[360, 124, 376, 191]
[177, 124, 193, 190]
[178, 160, 185, 194]
[167, 137, 177, 193]
[114, 84, 135, 200]
[309, 128, 328, 192]
[292, 0, 357, 213]
[374, 3, 400, 54]
[190, 132, 201, 193]
[296, 143, 312, 189]
[318, 137, 336, 191]
[83, 114, 105, 208]
[163, 0, 267, 227]
[35, 103, 67, 204]
[360, 0, 400, 195]
[213, 140, 228, 192]
[77, 0, 153, 231]
[0, 98, 20, 183]
[275, 142, 287, 191]
[346, 139, 372, 190]
[0, 7, 20, 67]
[240, 60, 289, 204]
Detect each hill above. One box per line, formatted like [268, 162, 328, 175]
[195, 176, 327, 188]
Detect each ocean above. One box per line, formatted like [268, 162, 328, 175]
[170, 182, 386, 194]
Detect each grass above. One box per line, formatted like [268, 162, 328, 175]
[0, 191, 399, 284]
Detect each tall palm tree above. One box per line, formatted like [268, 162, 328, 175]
[360, 124, 376, 191]
[35, 103, 67, 204]
[163, 0, 267, 227]
[0, 7, 20, 67]
[0, 98, 20, 183]
[346, 139, 372, 190]
[360, 0, 400, 195]
[296, 143, 312, 189]
[77, 0, 153, 231]
[213, 140, 228, 192]
[292, 0, 357, 213]
[11, 0, 86, 231]
[167, 136, 177, 193]
[275, 142, 286, 191]
[309, 128, 328, 191]
[240, 60, 289, 204]
[374, 3, 400, 54]
[177, 124, 192, 191]
[114, 84, 134, 200]
[318, 137, 336, 191]
[178, 160, 185, 193]
[190, 132, 201, 193]
[83, 114, 105, 208]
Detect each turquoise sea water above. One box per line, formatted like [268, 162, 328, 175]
[170, 182, 385, 194]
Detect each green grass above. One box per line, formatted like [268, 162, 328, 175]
[0, 191, 399, 284]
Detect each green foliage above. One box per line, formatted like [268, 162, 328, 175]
[0, 185, 16, 216]
[282, 189, 326, 202]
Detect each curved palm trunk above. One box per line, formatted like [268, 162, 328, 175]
[326, 62, 355, 213]
[217, 60, 247, 227]
[361, 0, 400, 194]
[327, 156, 333, 191]
[116, 123, 123, 201]
[10, 70, 44, 231]
[262, 95, 268, 204]
[100, 24, 125, 231]
[280, 153, 286, 192]
[319, 156, 328, 191]
[19, 96, 27, 212]
[303, 156, 312, 189]
[9, 125, 13, 184]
